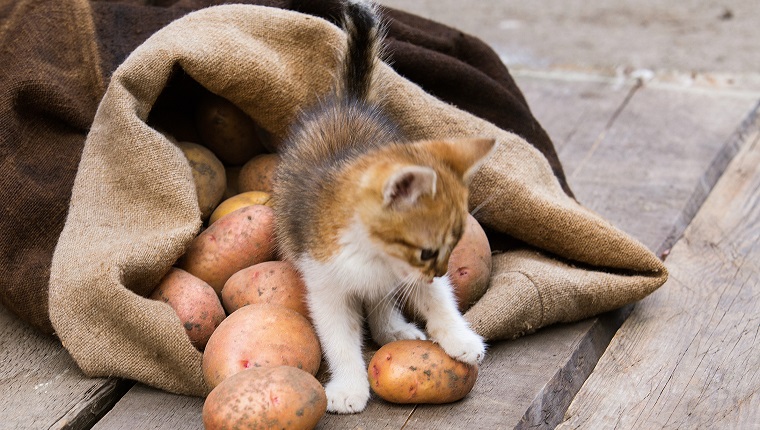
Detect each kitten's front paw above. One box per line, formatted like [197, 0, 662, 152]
[325, 379, 370, 414]
[373, 322, 427, 346]
[434, 328, 486, 365]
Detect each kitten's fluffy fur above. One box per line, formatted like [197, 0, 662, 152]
[273, 0, 494, 414]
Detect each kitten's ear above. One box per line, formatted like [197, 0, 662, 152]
[427, 138, 497, 184]
[383, 165, 437, 209]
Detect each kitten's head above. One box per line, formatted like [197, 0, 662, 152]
[352, 137, 495, 282]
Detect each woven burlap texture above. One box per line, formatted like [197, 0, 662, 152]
[49, 4, 667, 397]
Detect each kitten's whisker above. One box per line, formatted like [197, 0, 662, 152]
[400, 274, 420, 308]
[397, 284, 412, 310]
[366, 284, 400, 317]
[390, 282, 407, 311]
[366, 272, 417, 317]
[414, 275, 423, 307]
[410, 273, 427, 319]
[391, 274, 416, 310]
[470, 192, 497, 217]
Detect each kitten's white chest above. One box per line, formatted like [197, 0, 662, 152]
[296, 219, 401, 299]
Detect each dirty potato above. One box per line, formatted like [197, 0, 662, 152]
[149, 268, 225, 350]
[176, 141, 226, 221]
[195, 92, 265, 165]
[203, 366, 327, 430]
[448, 213, 492, 313]
[238, 153, 280, 194]
[202, 304, 321, 388]
[222, 261, 309, 319]
[368, 339, 478, 404]
[179, 205, 276, 294]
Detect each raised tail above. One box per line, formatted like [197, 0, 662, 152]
[340, 0, 383, 102]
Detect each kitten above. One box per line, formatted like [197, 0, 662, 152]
[273, 0, 494, 414]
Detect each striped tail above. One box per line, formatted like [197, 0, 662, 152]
[340, 0, 383, 102]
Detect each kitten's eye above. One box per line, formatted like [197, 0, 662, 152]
[420, 248, 439, 261]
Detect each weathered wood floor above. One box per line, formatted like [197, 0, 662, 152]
[2, 72, 758, 429]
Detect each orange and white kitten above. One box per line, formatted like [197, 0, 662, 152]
[273, 0, 494, 414]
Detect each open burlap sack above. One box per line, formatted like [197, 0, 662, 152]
[49, 4, 667, 396]
[1, 0, 566, 335]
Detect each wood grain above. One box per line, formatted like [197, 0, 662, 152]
[513, 72, 635, 161]
[560, 81, 759, 255]
[0, 304, 128, 430]
[558, 126, 760, 429]
[315, 396, 415, 429]
[92, 384, 204, 430]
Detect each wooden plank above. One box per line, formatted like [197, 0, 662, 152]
[660, 99, 760, 255]
[0, 304, 130, 430]
[315, 395, 415, 429]
[558, 115, 760, 429]
[375, 0, 760, 89]
[565, 83, 759, 256]
[512, 72, 635, 157]
[94, 377, 416, 430]
[93, 384, 204, 430]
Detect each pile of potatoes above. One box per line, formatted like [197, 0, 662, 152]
[147, 91, 492, 429]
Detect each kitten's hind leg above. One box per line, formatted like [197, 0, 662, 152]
[410, 276, 486, 365]
[366, 294, 426, 346]
[308, 289, 370, 414]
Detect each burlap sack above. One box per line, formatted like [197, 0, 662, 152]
[1, 0, 567, 335]
[49, 4, 667, 396]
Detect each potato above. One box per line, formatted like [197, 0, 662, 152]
[368, 339, 478, 404]
[176, 141, 226, 221]
[149, 268, 225, 350]
[203, 366, 327, 430]
[238, 153, 280, 193]
[222, 261, 309, 318]
[449, 214, 492, 313]
[179, 204, 276, 294]
[202, 304, 322, 388]
[195, 92, 265, 165]
[208, 191, 271, 225]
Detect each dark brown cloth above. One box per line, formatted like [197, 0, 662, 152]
[0, 0, 104, 333]
[0, 0, 568, 334]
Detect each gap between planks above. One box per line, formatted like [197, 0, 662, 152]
[49, 379, 133, 430]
